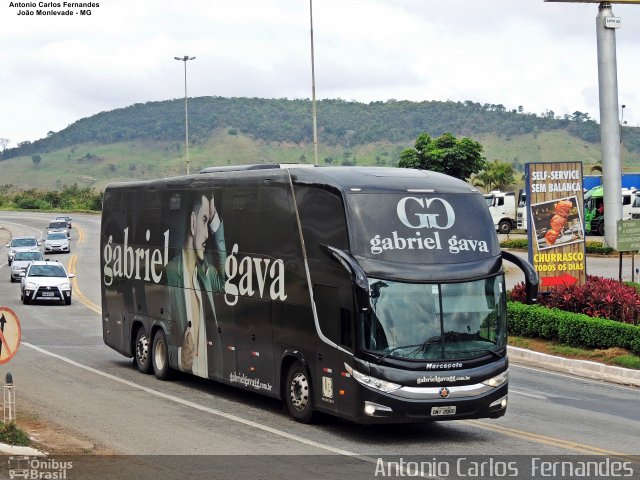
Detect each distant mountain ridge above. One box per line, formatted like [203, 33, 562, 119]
[5, 96, 639, 159]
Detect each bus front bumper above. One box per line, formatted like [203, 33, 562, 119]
[347, 382, 509, 424]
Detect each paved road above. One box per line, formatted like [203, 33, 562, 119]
[0, 212, 638, 472]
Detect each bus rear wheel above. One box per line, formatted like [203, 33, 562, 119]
[134, 327, 152, 374]
[152, 329, 172, 380]
[285, 361, 314, 423]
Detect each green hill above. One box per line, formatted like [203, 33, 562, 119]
[2, 97, 639, 190]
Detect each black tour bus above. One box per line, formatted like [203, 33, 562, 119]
[100, 165, 537, 424]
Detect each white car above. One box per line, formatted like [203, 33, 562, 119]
[6, 236, 40, 265]
[10, 250, 44, 282]
[20, 260, 75, 305]
[44, 232, 70, 254]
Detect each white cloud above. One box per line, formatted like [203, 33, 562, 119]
[1, 0, 639, 145]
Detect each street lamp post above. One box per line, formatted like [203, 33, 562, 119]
[309, 0, 318, 165]
[174, 55, 196, 175]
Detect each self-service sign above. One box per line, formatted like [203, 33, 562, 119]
[525, 162, 587, 292]
[0, 307, 21, 364]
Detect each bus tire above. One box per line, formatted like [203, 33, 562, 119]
[498, 220, 512, 234]
[152, 329, 172, 380]
[134, 327, 152, 374]
[285, 361, 314, 423]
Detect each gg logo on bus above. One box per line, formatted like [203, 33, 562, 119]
[396, 197, 456, 230]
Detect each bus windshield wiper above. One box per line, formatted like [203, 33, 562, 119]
[408, 335, 442, 356]
[466, 347, 504, 360]
[480, 348, 505, 360]
[377, 344, 424, 364]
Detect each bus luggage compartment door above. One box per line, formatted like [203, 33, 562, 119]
[234, 298, 276, 395]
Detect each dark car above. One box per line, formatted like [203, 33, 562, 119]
[54, 216, 72, 229]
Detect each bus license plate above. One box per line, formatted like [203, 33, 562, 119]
[431, 406, 456, 416]
[41, 291, 55, 297]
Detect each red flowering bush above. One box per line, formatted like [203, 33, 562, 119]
[509, 275, 640, 326]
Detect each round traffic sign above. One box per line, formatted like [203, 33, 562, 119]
[0, 306, 21, 364]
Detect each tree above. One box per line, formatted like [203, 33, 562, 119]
[32, 154, 42, 166]
[0, 138, 9, 159]
[398, 132, 486, 180]
[471, 160, 516, 191]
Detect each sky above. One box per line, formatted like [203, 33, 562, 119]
[1, 0, 639, 147]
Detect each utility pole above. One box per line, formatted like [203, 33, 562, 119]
[309, 0, 319, 165]
[174, 55, 196, 175]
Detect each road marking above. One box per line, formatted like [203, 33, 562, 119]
[509, 389, 547, 399]
[465, 420, 631, 458]
[67, 254, 101, 314]
[76, 223, 85, 245]
[23, 342, 361, 457]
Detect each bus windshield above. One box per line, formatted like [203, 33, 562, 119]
[364, 274, 506, 361]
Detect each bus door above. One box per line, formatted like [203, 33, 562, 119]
[234, 298, 276, 394]
[313, 284, 355, 415]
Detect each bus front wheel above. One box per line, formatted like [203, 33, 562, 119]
[134, 327, 152, 374]
[285, 361, 315, 423]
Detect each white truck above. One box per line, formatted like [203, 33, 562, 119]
[516, 189, 527, 231]
[631, 190, 640, 220]
[484, 190, 517, 234]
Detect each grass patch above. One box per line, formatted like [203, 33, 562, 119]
[613, 355, 640, 369]
[0, 421, 31, 446]
[509, 336, 640, 370]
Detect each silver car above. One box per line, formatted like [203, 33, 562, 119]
[47, 220, 70, 238]
[21, 260, 75, 305]
[44, 232, 70, 254]
[6, 236, 40, 265]
[10, 250, 44, 282]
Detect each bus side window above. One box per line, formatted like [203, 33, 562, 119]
[315, 284, 353, 350]
[295, 187, 349, 260]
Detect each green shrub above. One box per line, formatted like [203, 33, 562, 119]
[499, 238, 528, 249]
[15, 197, 50, 210]
[507, 301, 640, 355]
[1, 183, 103, 212]
[0, 422, 31, 446]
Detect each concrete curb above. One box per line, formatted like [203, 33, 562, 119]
[0, 443, 46, 455]
[508, 346, 640, 387]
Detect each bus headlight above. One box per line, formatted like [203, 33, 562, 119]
[482, 370, 509, 388]
[344, 363, 401, 393]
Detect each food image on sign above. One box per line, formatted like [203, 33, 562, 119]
[531, 196, 584, 251]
